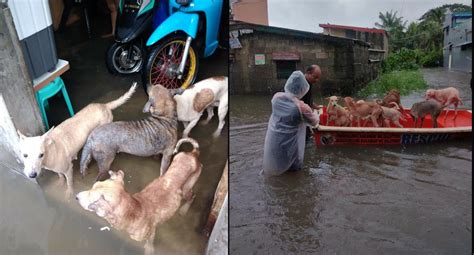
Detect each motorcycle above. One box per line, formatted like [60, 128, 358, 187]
[106, 0, 169, 75]
[142, 0, 224, 91]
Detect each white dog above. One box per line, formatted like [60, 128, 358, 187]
[17, 83, 137, 198]
[173, 76, 228, 138]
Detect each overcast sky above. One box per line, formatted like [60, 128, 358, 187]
[268, 0, 472, 33]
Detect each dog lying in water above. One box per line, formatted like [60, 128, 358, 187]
[80, 84, 179, 181]
[76, 138, 202, 255]
[17, 83, 137, 198]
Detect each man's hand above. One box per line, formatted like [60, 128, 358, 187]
[313, 103, 323, 110]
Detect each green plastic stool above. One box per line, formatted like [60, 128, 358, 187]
[36, 77, 75, 130]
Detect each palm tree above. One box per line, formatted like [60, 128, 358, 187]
[375, 10, 407, 33]
[419, 4, 472, 24]
[375, 10, 408, 52]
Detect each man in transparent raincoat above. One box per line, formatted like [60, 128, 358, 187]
[262, 71, 320, 176]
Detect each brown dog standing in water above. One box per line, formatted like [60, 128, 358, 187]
[76, 138, 202, 255]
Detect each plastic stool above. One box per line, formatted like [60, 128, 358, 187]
[36, 77, 75, 130]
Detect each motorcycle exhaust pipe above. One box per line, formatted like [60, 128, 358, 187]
[177, 36, 193, 80]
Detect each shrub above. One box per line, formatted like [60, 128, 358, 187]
[358, 70, 428, 97]
[382, 48, 420, 72]
[420, 49, 443, 67]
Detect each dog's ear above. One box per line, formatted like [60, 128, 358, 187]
[170, 88, 185, 96]
[17, 130, 26, 140]
[325, 97, 330, 101]
[109, 170, 124, 181]
[143, 101, 152, 113]
[41, 127, 55, 145]
[88, 194, 111, 217]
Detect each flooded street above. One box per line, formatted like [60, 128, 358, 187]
[229, 68, 472, 254]
[0, 14, 228, 254]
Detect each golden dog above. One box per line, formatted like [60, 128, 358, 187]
[76, 138, 202, 255]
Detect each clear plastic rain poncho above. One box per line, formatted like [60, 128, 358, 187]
[262, 71, 319, 176]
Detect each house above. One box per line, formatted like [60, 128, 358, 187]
[443, 11, 472, 72]
[230, 21, 382, 96]
[320, 23, 388, 59]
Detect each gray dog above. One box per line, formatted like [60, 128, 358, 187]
[410, 99, 447, 128]
[80, 85, 179, 181]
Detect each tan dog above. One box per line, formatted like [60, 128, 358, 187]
[325, 96, 351, 126]
[425, 87, 463, 121]
[381, 89, 405, 112]
[18, 83, 137, 198]
[344, 97, 383, 127]
[380, 102, 406, 128]
[76, 138, 202, 255]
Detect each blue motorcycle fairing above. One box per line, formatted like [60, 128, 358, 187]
[168, 0, 223, 57]
[146, 12, 199, 47]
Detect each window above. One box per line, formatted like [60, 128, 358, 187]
[346, 30, 356, 39]
[275, 61, 297, 79]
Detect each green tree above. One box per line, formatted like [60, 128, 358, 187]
[375, 10, 407, 32]
[375, 10, 408, 52]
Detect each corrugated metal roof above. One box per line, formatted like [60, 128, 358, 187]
[454, 41, 472, 47]
[452, 12, 472, 18]
[319, 24, 387, 34]
[230, 21, 371, 47]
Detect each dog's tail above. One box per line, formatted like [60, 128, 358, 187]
[79, 137, 93, 177]
[105, 82, 137, 110]
[174, 138, 200, 157]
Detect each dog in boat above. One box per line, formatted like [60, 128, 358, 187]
[76, 138, 202, 255]
[325, 96, 351, 126]
[344, 97, 383, 127]
[409, 99, 447, 128]
[425, 87, 463, 121]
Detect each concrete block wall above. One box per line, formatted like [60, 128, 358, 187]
[0, 5, 45, 159]
[231, 29, 374, 96]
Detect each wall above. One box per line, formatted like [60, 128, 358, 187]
[230, 24, 375, 96]
[232, 0, 268, 25]
[323, 27, 388, 57]
[0, 5, 45, 159]
[443, 13, 472, 72]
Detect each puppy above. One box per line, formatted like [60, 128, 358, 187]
[381, 89, 406, 112]
[17, 83, 137, 198]
[325, 96, 351, 127]
[410, 99, 447, 128]
[80, 85, 178, 181]
[380, 102, 406, 128]
[344, 97, 383, 127]
[425, 87, 463, 121]
[173, 76, 228, 138]
[76, 138, 202, 255]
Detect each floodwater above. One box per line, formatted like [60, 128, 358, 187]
[229, 68, 472, 254]
[0, 13, 227, 255]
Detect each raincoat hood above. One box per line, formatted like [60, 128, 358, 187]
[284, 71, 310, 99]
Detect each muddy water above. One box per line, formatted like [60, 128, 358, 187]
[229, 68, 472, 254]
[0, 15, 227, 255]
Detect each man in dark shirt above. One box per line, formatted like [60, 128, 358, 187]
[301, 65, 321, 108]
[302, 65, 321, 141]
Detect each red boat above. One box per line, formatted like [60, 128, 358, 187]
[313, 107, 472, 146]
